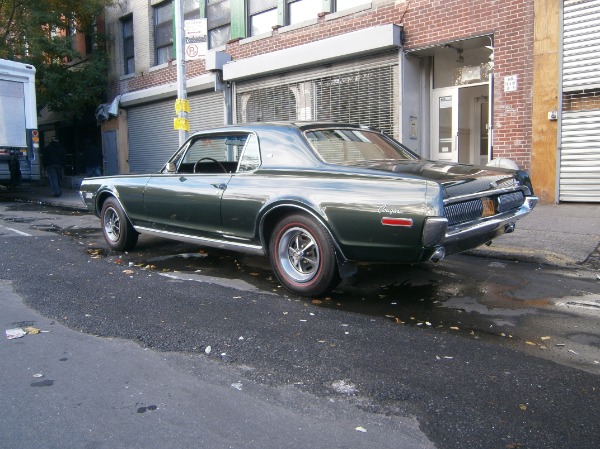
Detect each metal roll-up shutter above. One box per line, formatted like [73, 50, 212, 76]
[234, 53, 399, 139]
[560, 109, 600, 201]
[560, 0, 600, 202]
[127, 91, 224, 173]
[563, 0, 600, 91]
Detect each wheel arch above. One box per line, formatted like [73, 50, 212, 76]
[95, 189, 131, 223]
[259, 202, 357, 279]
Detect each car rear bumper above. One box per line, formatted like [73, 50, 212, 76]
[441, 195, 538, 256]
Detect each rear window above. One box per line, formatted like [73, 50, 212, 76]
[304, 129, 418, 165]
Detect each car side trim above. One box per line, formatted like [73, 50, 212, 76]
[134, 226, 266, 255]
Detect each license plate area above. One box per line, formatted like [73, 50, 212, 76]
[482, 198, 495, 217]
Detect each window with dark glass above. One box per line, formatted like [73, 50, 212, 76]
[206, 0, 231, 48]
[154, 2, 173, 65]
[287, 0, 321, 25]
[248, 0, 277, 36]
[122, 16, 134, 75]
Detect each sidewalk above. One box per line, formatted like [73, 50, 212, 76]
[1, 183, 599, 269]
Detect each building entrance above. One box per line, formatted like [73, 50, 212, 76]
[431, 84, 489, 165]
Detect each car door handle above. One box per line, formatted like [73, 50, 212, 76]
[212, 183, 227, 190]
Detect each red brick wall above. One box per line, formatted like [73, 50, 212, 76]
[113, 0, 533, 168]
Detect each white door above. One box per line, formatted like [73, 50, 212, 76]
[431, 88, 459, 162]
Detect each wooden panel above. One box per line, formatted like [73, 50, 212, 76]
[531, 0, 560, 203]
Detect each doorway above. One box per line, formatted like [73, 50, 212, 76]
[430, 84, 489, 165]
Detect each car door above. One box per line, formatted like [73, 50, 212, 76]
[142, 134, 247, 238]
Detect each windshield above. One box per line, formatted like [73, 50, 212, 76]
[304, 129, 418, 165]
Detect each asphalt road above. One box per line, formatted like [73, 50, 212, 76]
[1, 201, 599, 449]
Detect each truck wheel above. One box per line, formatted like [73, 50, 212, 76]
[101, 197, 138, 251]
[269, 213, 339, 297]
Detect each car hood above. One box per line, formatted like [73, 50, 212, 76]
[344, 160, 528, 199]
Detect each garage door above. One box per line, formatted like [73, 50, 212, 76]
[127, 91, 224, 173]
[560, 0, 600, 202]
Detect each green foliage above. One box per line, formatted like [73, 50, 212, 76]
[0, 0, 114, 121]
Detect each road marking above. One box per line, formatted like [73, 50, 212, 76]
[0, 224, 32, 237]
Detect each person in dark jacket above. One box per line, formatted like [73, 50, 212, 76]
[42, 137, 66, 197]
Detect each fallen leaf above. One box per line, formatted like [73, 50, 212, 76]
[311, 299, 323, 304]
[123, 269, 134, 275]
[518, 404, 527, 411]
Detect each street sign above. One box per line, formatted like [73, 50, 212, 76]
[184, 19, 207, 61]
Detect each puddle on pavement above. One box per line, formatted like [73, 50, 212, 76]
[2, 216, 37, 224]
[6, 202, 86, 216]
[567, 333, 600, 348]
[83, 237, 593, 343]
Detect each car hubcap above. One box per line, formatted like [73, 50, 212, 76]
[104, 207, 121, 242]
[278, 226, 320, 283]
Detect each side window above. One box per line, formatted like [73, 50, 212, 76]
[237, 134, 261, 172]
[177, 134, 250, 173]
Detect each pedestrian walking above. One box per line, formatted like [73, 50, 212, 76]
[42, 137, 66, 197]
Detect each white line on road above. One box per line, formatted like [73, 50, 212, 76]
[0, 224, 32, 237]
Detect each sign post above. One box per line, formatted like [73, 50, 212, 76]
[173, 0, 188, 145]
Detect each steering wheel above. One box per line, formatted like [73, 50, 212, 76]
[193, 157, 228, 174]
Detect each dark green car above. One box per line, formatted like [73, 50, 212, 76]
[80, 122, 538, 296]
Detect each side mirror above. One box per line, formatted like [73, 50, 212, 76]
[166, 162, 177, 173]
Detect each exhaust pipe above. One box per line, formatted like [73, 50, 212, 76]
[429, 246, 446, 263]
[504, 223, 516, 234]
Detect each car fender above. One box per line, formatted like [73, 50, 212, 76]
[257, 198, 357, 278]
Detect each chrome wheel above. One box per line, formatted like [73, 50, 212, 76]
[100, 197, 139, 251]
[103, 206, 121, 243]
[277, 226, 320, 283]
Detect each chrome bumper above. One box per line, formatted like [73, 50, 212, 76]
[443, 196, 538, 244]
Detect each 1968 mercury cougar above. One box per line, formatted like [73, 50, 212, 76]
[80, 122, 538, 296]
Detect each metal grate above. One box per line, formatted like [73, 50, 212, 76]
[497, 191, 525, 213]
[235, 64, 398, 138]
[444, 199, 484, 226]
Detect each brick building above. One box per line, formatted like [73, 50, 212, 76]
[98, 0, 598, 203]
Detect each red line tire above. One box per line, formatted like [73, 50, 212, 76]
[269, 213, 339, 297]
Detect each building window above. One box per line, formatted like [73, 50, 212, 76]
[184, 0, 201, 20]
[154, 2, 173, 65]
[122, 16, 134, 75]
[206, 0, 231, 48]
[287, 0, 321, 25]
[154, 0, 200, 65]
[334, 0, 367, 12]
[248, 0, 277, 36]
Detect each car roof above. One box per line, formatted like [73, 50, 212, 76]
[190, 122, 377, 135]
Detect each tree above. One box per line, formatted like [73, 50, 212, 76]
[0, 0, 114, 121]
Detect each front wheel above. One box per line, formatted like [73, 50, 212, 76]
[101, 197, 139, 251]
[269, 213, 339, 297]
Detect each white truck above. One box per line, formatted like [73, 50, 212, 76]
[0, 59, 40, 187]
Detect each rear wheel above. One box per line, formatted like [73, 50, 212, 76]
[269, 213, 339, 297]
[101, 197, 138, 251]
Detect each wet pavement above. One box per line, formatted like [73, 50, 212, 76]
[2, 197, 600, 449]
